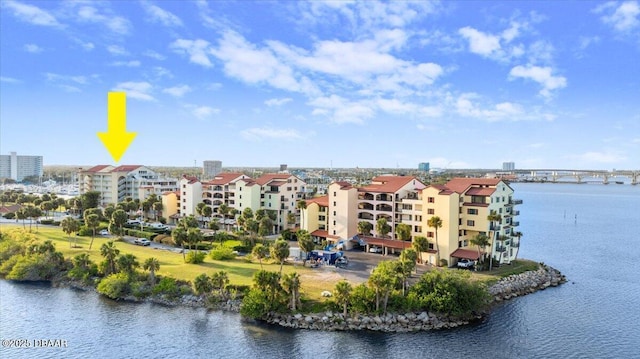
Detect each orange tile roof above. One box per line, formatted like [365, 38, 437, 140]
[84, 165, 111, 173]
[332, 181, 353, 189]
[111, 165, 143, 172]
[255, 173, 294, 185]
[181, 175, 199, 184]
[205, 173, 248, 185]
[466, 187, 496, 196]
[359, 176, 421, 193]
[306, 196, 328, 207]
[450, 248, 483, 260]
[444, 178, 501, 194]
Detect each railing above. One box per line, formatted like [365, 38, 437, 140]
[512, 221, 520, 227]
[490, 224, 501, 231]
[512, 210, 520, 216]
[512, 199, 523, 205]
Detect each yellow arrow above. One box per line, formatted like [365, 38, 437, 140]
[98, 92, 137, 163]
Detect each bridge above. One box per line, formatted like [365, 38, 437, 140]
[512, 169, 639, 185]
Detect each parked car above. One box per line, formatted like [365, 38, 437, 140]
[148, 222, 169, 231]
[99, 229, 110, 236]
[457, 259, 475, 269]
[369, 246, 382, 253]
[335, 256, 349, 268]
[134, 238, 151, 246]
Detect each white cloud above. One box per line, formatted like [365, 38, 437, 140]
[0, 76, 22, 84]
[187, 105, 219, 120]
[24, 43, 43, 53]
[45, 73, 89, 85]
[595, 1, 640, 33]
[79, 41, 95, 51]
[458, 27, 502, 57]
[141, 1, 182, 27]
[265, 98, 292, 107]
[143, 50, 166, 60]
[240, 127, 305, 141]
[4, 1, 61, 27]
[76, 5, 131, 35]
[111, 60, 141, 67]
[455, 93, 525, 121]
[152, 66, 172, 79]
[112, 82, 155, 101]
[509, 65, 567, 98]
[163, 85, 192, 97]
[170, 39, 213, 68]
[308, 95, 374, 124]
[107, 45, 128, 56]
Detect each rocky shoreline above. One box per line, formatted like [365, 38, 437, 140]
[263, 263, 567, 332]
[52, 263, 566, 333]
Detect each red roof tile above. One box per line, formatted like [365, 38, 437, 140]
[206, 173, 248, 185]
[450, 248, 483, 260]
[332, 181, 353, 189]
[361, 236, 412, 249]
[181, 175, 199, 184]
[359, 176, 423, 193]
[83, 165, 111, 173]
[255, 173, 300, 186]
[444, 178, 501, 194]
[466, 187, 496, 196]
[111, 165, 143, 172]
[306, 196, 328, 207]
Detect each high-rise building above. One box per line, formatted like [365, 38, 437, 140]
[502, 162, 515, 171]
[0, 152, 43, 182]
[203, 160, 222, 178]
[418, 162, 430, 172]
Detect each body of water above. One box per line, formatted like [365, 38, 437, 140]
[1, 183, 639, 358]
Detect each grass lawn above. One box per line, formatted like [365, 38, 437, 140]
[0, 224, 335, 300]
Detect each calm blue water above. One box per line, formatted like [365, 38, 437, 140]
[1, 183, 639, 359]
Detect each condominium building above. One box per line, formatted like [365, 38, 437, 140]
[79, 165, 178, 206]
[301, 176, 521, 267]
[0, 152, 43, 182]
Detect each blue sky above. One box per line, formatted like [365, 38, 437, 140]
[1, 1, 639, 170]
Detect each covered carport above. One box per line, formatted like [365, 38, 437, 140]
[361, 236, 411, 255]
[450, 248, 483, 266]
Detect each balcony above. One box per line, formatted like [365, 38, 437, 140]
[512, 210, 520, 216]
[510, 199, 523, 205]
[359, 193, 374, 201]
[512, 221, 520, 227]
[376, 194, 393, 202]
[489, 224, 501, 231]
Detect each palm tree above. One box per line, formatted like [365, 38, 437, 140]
[398, 249, 417, 295]
[202, 206, 212, 227]
[111, 209, 127, 236]
[487, 211, 502, 270]
[252, 244, 268, 269]
[100, 241, 120, 275]
[153, 201, 163, 221]
[368, 261, 396, 314]
[196, 202, 206, 227]
[281, 272, 301, 311]
[427, 216, 443, 265]
[117, 253, 139, 276]
[395, 223, 411, 250]
[334, 280, 353, 317]
[412, 236, 429, 265]
[470, 233, 490, 265]
[297, 230, 314, 267]
[143, 257, 160, 285]
[296, 200, 307, 229]
[61, 216, 80, 248]
[16, 208, 27, 229]
[194, 273, 213, 296]
[86, 213, 100, 250]
[270, 239, 290, 275]
[211, 270, 229, 298]
[512, 231, 523, 261]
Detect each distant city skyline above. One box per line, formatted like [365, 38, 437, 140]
[1, 1, 639, 170]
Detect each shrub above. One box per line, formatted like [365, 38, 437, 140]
[409, 270, 490, 316]
[185, 251, 206, 264]
[158, 217, 167, 224]
[97, 273, 131, 299]
[154, 234, 173, 245]
[240, 289, 270, 319]
[123, 229, 157, 240]
[131, 281, 152, 299]
[192, 243, 212, 251]
[3, 212, 15, 219]
[152, 277, 179, 297]
[439, 258, 448, 267]
[349, 283, 376, 314]
[209, 247, 236, 261]
[222, 240, 243, 249]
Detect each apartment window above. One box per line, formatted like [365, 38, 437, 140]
[333, 211, 336, 216]
[182, 206, 186, 210]
[467, 208, 478, 215]
[427, 208, 435, 215]
[414, 225, 422, 232]
[428, 243, 434, 250]
[458, 240, 468, 248]
[333, 201, 337, 206]
[287, 187, 292, 191]
[333, 192, 337, 196]
[428, 197, 435, 203]
[333, 230, 336, 235]
[467, 220, 475, 226]
[182, 191, 186, 196]
[499, 208, 503, 214]
[459, 230, 463, 236]
[416, 215, 422, 221]
[239, 195, 242, 199]
[182, 184, 186, 188]
[427, 232, 434, 238]
[459, 218, 462, 225]
[333, 220, 336, 225]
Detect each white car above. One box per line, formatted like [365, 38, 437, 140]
[457, 259, 475, 269]
[99, 229, 110, 236]
[369, 246, 382, 253]
[134, 238, 151, 246]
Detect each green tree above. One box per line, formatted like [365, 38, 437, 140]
[358, 221, 373, 236]
[427, 216, 443, 265]
[252, 243, 269, 269]
[100, 241, 120, 276]
[296, 230, 314, 267]
[153, 201, 163, 221]
[368, 260, 397, 314]
[211, 270, 230, 298]
[103, 204, 116, 223]
[143, 257, 160, 285]
[252, 270, 283, 304]
[270, 239, 290, 275]
[376, 218, 391, 238]
[60, 216, 80, 248]
[117, 253, 139, 276]
[187, 227, 203, 252]
[40, 200, 54, 218]
[86, 213, 100, 250]
[111, 209, 128, 236]
[81, 191, 101, 210]
[412, 236, 429, 265]
[398, 249, 418, 295]
[334, 280, 353, 317]
[202, 205, 213, 225]
[395, 223, 412, 249]
[196, 202, 207, 227]
[258, 216, 273, 237]
[512, 231, 523, 261]
[470, 233, 490, 264]
[281, 272, 301, 311]
[194, 273, 213, 296]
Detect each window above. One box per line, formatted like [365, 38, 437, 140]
[414, 225, 422, 232]
[333, 211, 336, 216]
[428, 197, 435, 203]
[333, 192, 337, 196]
[333, 220, 336, 225]
[428, 243, 434, 250]
[467, 208, 478, 215]
[333, 201, 337, 206]
[427, 208, 435, 215]
[416, 215, 422, 221]
[287, 187, 292, 191]
[427, 231, 434, 238]
[467, 220, 475, 226]
[182, 184, 186, 188]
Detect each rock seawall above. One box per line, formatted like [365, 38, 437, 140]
[265, 264, 566, 332]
